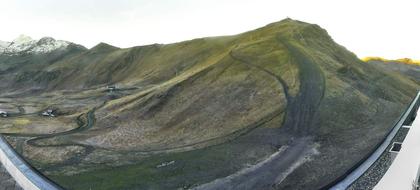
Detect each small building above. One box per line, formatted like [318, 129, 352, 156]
[41, 109, 55, 117]
[107, 85, 117, 93]
[156, 160, 175, 168]
[0, 111, 8, 117]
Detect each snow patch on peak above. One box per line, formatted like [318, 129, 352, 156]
[32, 37, 70, 54]
[0, 40, 10, 48]
[0, 40, 10, 47]
[12, 34, 33, 44]
[0, 40, 11, 53]
[38, 37, 56, 44]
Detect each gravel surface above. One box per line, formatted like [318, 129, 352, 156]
[348, 127, 410, 190]
[0, 163, 22, 190]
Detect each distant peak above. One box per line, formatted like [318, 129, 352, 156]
[0, 35, 80, 55]
[12, 34, 33, 44]
[38, 37, 56, 44]
[90, 42, 119, 52]
[95, 42, 118, 48]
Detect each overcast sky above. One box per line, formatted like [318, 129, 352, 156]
[0, 0, 418, 59]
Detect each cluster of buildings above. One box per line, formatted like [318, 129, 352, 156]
[0, 109, 56, 118]
[41, 109, 55, 117]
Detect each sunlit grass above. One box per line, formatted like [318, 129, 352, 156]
[13, 118, 30, 125]
[362, 56, 420, 66]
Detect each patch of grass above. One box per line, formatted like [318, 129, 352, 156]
[13, 118, 30, 125]
[49, 140, 276, 190]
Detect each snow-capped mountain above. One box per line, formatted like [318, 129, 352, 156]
[0, 40, 11, 52]
[0, 35, 73, 55]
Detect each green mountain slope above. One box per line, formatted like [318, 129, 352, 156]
[0, 19, 418, 190]
[364, 59, 420, 83]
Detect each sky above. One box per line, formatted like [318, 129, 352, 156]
[0, 0, 419, 59]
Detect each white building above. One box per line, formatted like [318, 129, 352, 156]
[107, 85, 117, 92]
[41, 109, 55, 117]
[0, 111, 7, 117]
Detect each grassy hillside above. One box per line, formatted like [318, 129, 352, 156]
[0, 19, 418, 190]
[363, 57, 420, 66]
[363, 58, 420, 83]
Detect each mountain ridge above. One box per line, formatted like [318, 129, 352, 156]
[0, 35, 86, 55]
[363, 56, 420, 83]
[362, 56, 420, 66]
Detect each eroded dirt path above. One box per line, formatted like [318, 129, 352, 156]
[194, 38, 326, 189]
[194, 138, 318, 190]
[278, 38, 325, 136]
